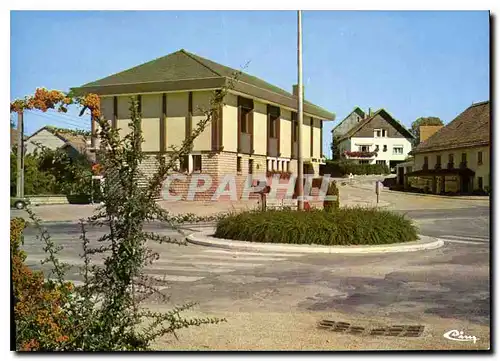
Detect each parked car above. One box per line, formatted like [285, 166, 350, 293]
[11, 197, 30, 209]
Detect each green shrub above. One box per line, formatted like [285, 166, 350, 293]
[320, 160, 390, 177]
[323, 181, 340, 212]
[66, 194, 91, 204]
[214, 208, 418, 246]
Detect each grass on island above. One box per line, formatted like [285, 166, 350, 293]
[214, 207, 418, 246]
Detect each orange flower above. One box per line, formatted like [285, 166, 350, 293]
[56, 335, 69, 343]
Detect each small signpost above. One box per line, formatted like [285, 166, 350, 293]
[263, 197, 299, 211]
[375, 180, 381, 204]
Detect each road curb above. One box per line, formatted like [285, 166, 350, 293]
[349, 184, 489, 201]
[186, 229, 445, 254]
[19, 220, 218, 228]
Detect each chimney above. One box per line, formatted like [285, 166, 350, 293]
[367, 108, 371, 118]
[419, 125, 443, 143]
[293, 84, 304, 97]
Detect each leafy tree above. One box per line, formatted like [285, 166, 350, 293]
[36, 147, 93, 195]
[10, 147, 92, 196]
[10, 150, 56, 196]
[410, 116, 444, 145]
[330, 135, 342, 160]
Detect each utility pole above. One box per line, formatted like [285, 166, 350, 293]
[16, 111, 24, 198]
[297, 10, 304, 210]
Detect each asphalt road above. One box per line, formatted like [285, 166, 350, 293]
[20, 205, 490, 331]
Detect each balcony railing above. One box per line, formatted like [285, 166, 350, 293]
[268, 137, 279, 157]
[343, 150, 377, 159]
[239, 132, 251, 154]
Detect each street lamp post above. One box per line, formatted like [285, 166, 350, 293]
[297, 10, 304, 210]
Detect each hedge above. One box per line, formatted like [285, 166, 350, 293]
[320, 160, 390, 177]
[214, 208, 418, 246]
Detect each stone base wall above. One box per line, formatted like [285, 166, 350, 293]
[138, 153, 326, 202]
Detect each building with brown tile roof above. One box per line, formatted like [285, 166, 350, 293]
[405, 101, 490, 194]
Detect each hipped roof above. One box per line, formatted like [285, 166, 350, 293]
[72, 49, 335, 120]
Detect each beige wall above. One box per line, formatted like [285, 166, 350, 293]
[253, 101, 268, 156]
[280, 109, 292, 158]
[414, 145, 490, 189]
[100, 96, 113, 123]
[313, 118, 321, 158]
[222, 93, 238, 153]
[141, 94, 161, 152]
[100, 91, 325, 161]
[166, 92, 187, 150]
[116, 96, 133, 139]
[192, 91, 212, 151]
[97, 96, 114, 141]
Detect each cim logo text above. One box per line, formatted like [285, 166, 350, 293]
[443, 329, 479, 344]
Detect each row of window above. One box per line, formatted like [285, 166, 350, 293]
[266, 159, 291, 173]
[179, 154, 202, 173]
[423, 151, 483, 169]
[178, 155, 294, 175]
[239, 102, 304, 142]
[374, 129, 388, 138]
[236, 157, 254, 174]
[358, 145, 403, 154]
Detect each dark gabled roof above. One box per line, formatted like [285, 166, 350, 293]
[412, 101, 490, 154]
[331, 106, 365, 133]
[73, 49, 334, 120]
[27, 126, 89, 151]
[336, 108, 414, 141]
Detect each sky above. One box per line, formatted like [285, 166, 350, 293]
[10, 10, 490, 157]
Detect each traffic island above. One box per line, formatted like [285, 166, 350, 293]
[186, 229, 444, 254]
[186, 208, 444, 254]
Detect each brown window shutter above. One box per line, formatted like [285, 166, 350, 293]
[310, 117, 314, 157]
[266, 111, 270, 155]
[160, 93, 166, 153]
[187, 92, 193, 139]
[211, 103, 217, 151]
[237, 104, 241, 152]
[291, 112, 296, 158]
[320, 120, 323, 158]
[218, 103, 223, 151]
[137, 95, 142, 133]
[276, 109, 281, 156]
[112, 96, 117, 129]
[249, 108, 254, 154]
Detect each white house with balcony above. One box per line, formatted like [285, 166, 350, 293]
[333, 108, 414, 171]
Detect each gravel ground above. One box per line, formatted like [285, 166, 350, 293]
[151, 308, 490, 351]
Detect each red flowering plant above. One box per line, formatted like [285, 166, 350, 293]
[342, 150, 377, 158]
